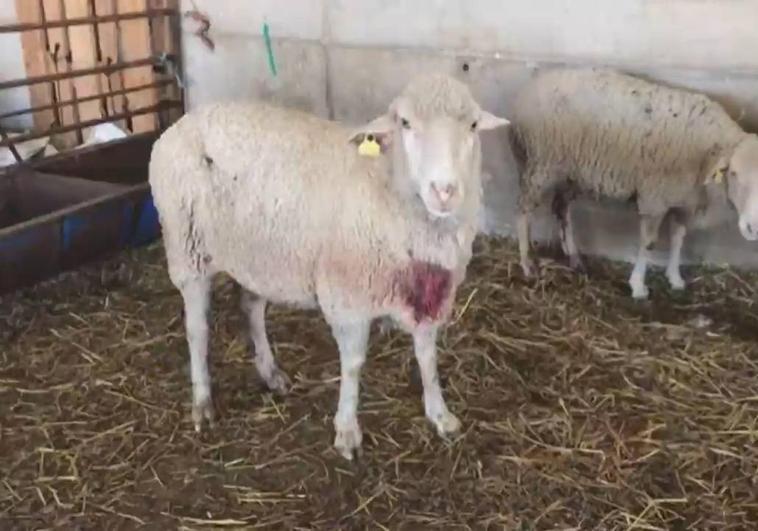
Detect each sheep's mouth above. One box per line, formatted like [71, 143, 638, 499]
[411, 190, 457, 222]
[422, 198, 455, 219]
[428, 208, 454, 219]
[416, 192, 456, 220]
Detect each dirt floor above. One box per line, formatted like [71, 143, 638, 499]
[1, 237, 758, 530]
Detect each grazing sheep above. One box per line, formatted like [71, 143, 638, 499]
[149, 74, 509, 459]
[509, 68, 758, 298]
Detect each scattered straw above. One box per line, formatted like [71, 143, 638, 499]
[1, 237, 758, 528]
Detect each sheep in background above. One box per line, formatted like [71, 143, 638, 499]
[509, 68, 758, 298]
[149, 74, 509, 459]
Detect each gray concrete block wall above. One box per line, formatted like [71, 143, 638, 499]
[179, 0, 758, 268]
[326, 0, 757, 72]
[183, 35, 329, 117]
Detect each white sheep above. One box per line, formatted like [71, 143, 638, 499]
[509, 68, 758, 298]
[148, 74, 509, 459]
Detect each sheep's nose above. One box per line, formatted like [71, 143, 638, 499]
[432, 182, 457, 204]
[748, 223, 755, 236]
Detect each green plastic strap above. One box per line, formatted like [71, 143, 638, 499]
[263, 22, 277, 77]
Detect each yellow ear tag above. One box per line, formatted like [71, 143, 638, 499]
[358, 134, 381, 157]
[713, 167, 725, 184]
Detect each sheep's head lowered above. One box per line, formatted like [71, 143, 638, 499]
[349, 74, 509, 219]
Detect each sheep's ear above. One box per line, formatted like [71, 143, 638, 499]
[347, 114, 395, 147]
[477, 110, 510, 131]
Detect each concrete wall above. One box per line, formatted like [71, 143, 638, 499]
[0, 0, 33, 131]
[180, 0, 758, 268]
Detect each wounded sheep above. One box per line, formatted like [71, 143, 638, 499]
[509, 67, 758, 298]
[149, 74, 509, 459]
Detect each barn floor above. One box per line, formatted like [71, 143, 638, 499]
[1, 237, 758, 530]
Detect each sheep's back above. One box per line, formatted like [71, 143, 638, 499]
[149, 101, 407, 302]
[512, 68, 741, 201]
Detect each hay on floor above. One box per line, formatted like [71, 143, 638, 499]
[1, 237, 757, 529]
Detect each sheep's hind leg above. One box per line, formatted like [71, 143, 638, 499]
[179, 276, 214, 432]
[553, 191, 585, 272]
[329, 319, 371, 460]
[240, 289, 290, 394]
[666, 216, 687, 291]
[517, 211, 536, 277]
[629, 214, 664, 299]
[412, 324, 461, 437]
[518, 174, 553, 277]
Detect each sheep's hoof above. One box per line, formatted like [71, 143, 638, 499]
[569, 255, 586, 274]
[334, 420, 362, 461]
[667, 273, 686, 291]
[630, 284, 649, 300]
[432, 410, 462, 437]
[520, 258, 536, 278]
[264, 367, 291, 395]
[192, 397, 214, 432]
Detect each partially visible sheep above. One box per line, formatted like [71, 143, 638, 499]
[509, 67, 758, 299]
[149, 74, 509, 459]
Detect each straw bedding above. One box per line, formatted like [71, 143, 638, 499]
[1, 237, 757, 529]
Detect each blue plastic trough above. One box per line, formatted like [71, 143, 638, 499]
[0, 132, 161, 294]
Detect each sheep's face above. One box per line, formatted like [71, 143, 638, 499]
[726, 135, 758, 241]
[348, 75, 509, 220]
[392, 105, 508, 218]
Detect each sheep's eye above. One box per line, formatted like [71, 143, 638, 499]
[470, 120, 478, 131]
[400, 118, 411, 129]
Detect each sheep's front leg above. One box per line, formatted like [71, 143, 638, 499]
[412, 324, 461, 437]
[179, 276, 214, 431]
[629, 214, 664, 299]
[330, 320, 370, 460]
[240, 290, 290, 394]
[666, 218, 687, 290]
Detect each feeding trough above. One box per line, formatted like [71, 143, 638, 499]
[0, 133, 163, 293]
[0, 2, 183, 294]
